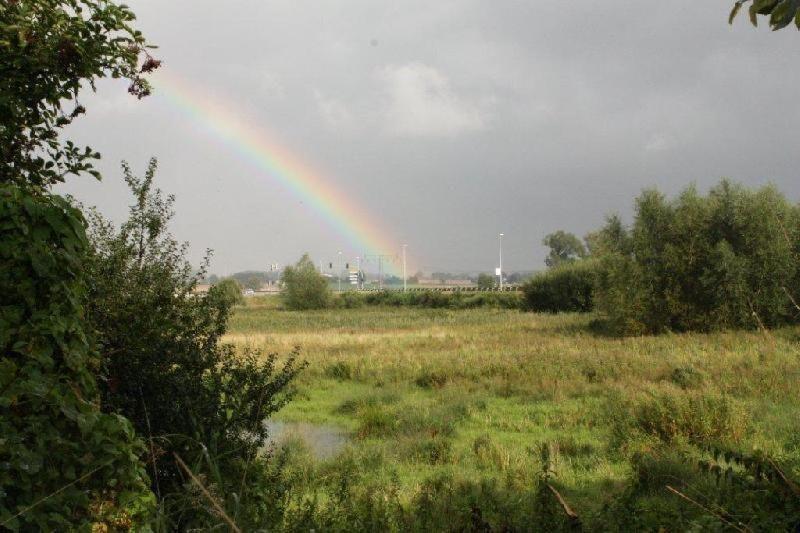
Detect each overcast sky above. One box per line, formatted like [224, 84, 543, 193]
[59, 1, 800, 275]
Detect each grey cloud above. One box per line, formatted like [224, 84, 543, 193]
[59, 0, 800, 275]
[378, 62, 488, 137]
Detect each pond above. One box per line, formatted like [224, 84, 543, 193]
[264, 420, 349, 460]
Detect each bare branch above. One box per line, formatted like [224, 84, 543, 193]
[174, 453, 241, 533]
[666, 485, 751, 533]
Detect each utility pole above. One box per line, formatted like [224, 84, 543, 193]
[402, 244, 408, 292]
[337, 251, 342, 292]
[356, 256, 361, 290]
[364, 253, 396, 290]
[499, 233, 504, 290]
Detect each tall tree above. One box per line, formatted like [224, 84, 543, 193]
[1, 1, 159, 528]
[281, 254, 331, 310]
[1, 0, 160, 189]
[543, 230, 587, 268]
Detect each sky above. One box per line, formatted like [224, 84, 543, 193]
[59, 1, 800, 276]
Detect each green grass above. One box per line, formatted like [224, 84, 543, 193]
[226, 296, 800, 527]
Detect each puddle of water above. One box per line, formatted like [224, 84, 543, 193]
[265, 420, 348, 460]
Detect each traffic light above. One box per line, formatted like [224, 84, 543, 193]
[345, 263, 349, 269]
[329, 262, 333, 269]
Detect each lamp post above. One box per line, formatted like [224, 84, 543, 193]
[337, 251, 342, 292]
[498, 233, 504, 290]
[402, 244, 408, 292]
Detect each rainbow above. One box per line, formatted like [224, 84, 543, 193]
[151, 71, 402, 274]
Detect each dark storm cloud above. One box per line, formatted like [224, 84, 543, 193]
[59, 0, 800, 274]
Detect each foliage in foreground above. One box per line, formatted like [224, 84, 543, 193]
[0, 0, 159, 188]
[84, 160, 304, 527]
[730, 0, 800, 30]
[0, 186, 153, 530]
[1, 1, 162, 528]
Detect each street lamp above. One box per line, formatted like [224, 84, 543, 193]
[498, 233, 504, 290]
[337, 251, 342, 292]
[402, 244, 408, 292]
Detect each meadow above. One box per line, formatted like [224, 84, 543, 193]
[225, 295, 800, 529]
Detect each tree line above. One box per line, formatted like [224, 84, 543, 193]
[523, 180, 800, 335]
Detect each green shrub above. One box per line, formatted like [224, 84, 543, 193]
[212, 277, 245, 306]
[336, 290, 364, 308]
[521, 260, 597, 313]
[84, 161, 304, 527]
[408, 436, 453, 465]
[628, 392, 748, 444]
[669, 366, 704, 389]
[476, 272, 496, 290]
[325, 361, 354, 380]
[594, 180, 800, 334]
[281, 253, 332, 310]
[357, 405, 396, 438]
[415, 369, 449, 389]
[334, 289, 521, 310]
[0, 186, 153, 530]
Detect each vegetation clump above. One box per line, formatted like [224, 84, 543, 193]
[0, 187, 154, 529]
[593, 180, 800, 335]
[85, 159, 304, 527]
[281, 253, 332, 310]
[521, 260, 597, 313]
[1, 1, 159, 527]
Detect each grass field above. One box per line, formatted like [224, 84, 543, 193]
[225, 295, 800, 528]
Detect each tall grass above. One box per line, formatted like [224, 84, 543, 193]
[225, 298, 800, 529]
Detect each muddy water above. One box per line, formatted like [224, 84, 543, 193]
[264, 421, 348, 460]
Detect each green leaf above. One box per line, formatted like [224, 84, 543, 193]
[729, 0, 746, 24]
[769, 0, 796, 28]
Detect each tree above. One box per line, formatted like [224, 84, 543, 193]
[281, 254, 331, 310]
[1, 187, 154, 529]
[593, 180, 800, 334]
[1, 1, 159, 528]
[214, 277, 246, 306]
[543, 230, 587, 268]
[85, 159, 303, 527]
[477, 272, 496, 289]
[729, 0, 800, 31]
[1, 0, 160, 189]
[243, 274, 263, 291]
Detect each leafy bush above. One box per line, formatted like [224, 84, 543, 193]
[0, 186, 153, 530]
[415, 369, 449, 389]
[476, 272, 496, 289]
[521, 259, 597, 313]
[669, 366, 704, 389]
[281, 253, 332, 310]
[212, 277, 245, 306]
[84, 160, 304, 527]
[1, 0, 159, 188]
[593, 180, 800, 334]
[336, 290, 364, 308]
[615, 391, 749, 445]
[325, 361, 354, 380]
